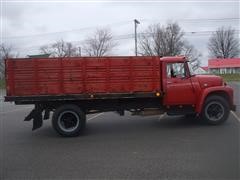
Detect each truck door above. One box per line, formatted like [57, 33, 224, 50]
[163, 62, 196, 105]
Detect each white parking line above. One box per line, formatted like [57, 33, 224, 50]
[231, 111, 240, 122]
[158, 113, 167, 120]
[87, 113, 104, 121]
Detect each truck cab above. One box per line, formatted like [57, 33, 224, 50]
[161, 56, 235, 124]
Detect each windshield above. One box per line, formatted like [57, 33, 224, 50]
[187, 61, 195, 76]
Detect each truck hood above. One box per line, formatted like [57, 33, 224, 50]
[196, 75, 223, 89]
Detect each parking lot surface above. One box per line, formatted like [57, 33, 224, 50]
[0, 102, 239, 179]
[228, 82, 240, 117]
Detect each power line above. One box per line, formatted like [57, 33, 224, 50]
[3, 20, 133, 40]
[3, 17, 239, 40]
[12, 29, 240, 51]
[141, 17, 239, 23]
[113, 30, 240, 40]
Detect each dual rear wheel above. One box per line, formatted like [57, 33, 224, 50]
[52, 104, 86, 137]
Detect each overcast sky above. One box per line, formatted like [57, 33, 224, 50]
[1, 0, 239, 65]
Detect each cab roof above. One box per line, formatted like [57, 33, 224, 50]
[160, 56, 187, 63]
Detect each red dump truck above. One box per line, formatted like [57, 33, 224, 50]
[5, 56, 235, 136]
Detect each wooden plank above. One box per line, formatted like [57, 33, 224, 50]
[5, 56, 161, 96]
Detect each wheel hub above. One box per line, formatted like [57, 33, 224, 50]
[205, 101, 224, 121]
[58, 111, 80, 132]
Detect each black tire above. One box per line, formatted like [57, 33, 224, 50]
[52, 104, 86, 137]
[201, 95, 230, 125]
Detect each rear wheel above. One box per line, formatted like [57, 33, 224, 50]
[52, 104, 86, 137]
[201, 95, 230, 125]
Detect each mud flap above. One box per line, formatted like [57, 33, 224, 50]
[24, 104, 44, 131]
[43, 109, 50, 120]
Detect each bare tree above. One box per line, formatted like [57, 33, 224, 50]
[83, 28, 117, 56]
[208, 27, 240, 58]
[138, 23, 185, 56]
[40, 40, 79, 57]
[0, 44, 18, 79]
[40, 45, 52, 55]
[138, 22, 201, 69]
[183, 43, 202, 70]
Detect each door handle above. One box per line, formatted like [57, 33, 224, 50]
[167, 81, 173, 84]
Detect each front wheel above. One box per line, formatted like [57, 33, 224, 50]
[52, 104, 86, 137]
[201, 95, 230, 125]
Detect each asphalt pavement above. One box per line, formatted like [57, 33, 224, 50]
[0, 102, 239, 179]
[228, 82, 240, 117]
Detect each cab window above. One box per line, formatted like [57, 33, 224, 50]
[167, 63, 186, 78]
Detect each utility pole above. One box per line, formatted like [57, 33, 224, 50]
[78, 47, 81, 57]
[134, 19, 140, 56]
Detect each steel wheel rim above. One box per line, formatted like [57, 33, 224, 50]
[205, 101, 224, 121]
[58, 111, 80, 132]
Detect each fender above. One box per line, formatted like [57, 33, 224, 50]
[196, 86, 234, 114]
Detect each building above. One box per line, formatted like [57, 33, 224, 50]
[201, 66, 209, 72]
[194, 66, 208, 74]
[27, 54, 50, 58]
[208, 58, 240, 74]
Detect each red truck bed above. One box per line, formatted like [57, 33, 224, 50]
[5, 56, 161, 98]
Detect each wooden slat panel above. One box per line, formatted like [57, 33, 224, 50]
[6, 56, 161, 96]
